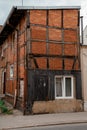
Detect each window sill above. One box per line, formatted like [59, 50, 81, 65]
[55, 97, 73, 99]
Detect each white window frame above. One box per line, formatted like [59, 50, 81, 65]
[55, 76, 74, 99]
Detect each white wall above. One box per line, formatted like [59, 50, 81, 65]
[81, 46, 87, 111]
[83, 26, 87, 45]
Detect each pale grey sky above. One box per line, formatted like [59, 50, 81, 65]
[0, 0, 86, 28]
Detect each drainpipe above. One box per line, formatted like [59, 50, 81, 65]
[80, 16, 83, 45]
[13, 29, 19, 108]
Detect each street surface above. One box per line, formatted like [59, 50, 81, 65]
[1, 112, 87, 129]
[13, 123, 87, 130]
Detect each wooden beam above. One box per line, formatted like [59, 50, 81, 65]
[61, 10, 65, 70]
[33, 58, 39, 68]
[30, 39, 77, 44]
[30, 23, 77, 31]
[28, 53, 77, 59]
[46, 10, 49, 69]
[72, 57, 77, 70]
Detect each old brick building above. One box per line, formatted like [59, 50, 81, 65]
[0, 6, 83, 114]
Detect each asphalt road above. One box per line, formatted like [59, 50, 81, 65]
[13, 123, 87, 130]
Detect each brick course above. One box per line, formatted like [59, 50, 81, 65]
[49, 10, 61, 27]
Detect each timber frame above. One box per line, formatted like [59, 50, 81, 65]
[25, 8, 82, 113]
[26, 9, 80, 70]
[0, 6, 83, 114]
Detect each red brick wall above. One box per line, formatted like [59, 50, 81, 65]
[64, 30, 77, 42]
[49, 29, 62, 41]
[49, 10, 61, 27]
[30, 10, 46, 25]
[49, 58, 62, 70]
[4, 15, 26, 97]
[64, 44, 77, 56]
[31, 26, 46, 40]
[29, 9, 79, 70]
[49, 43, 62, 55]
[63, 10, 78, 28]
[32, 42, 46, 54]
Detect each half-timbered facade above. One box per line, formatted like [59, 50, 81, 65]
[0, 6, 83, 114]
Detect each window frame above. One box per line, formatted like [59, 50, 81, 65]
[55, 75, 74, 99]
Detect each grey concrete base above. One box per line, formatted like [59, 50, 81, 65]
[32, 99, 83, 114]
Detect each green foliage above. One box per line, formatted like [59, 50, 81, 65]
[0, 100, 4, 105]
[0, 100, 13, 114]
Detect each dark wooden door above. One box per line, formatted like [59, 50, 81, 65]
[34, 75, 48, 101]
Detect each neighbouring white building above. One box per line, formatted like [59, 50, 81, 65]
[81, 25, 87, 111]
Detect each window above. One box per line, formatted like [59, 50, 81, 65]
[55, 76, 73, 99]
[10, 65, 14, 78]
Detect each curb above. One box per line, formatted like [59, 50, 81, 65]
[2, 120, 87, 130]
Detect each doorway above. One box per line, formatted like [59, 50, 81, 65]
[34, 75, 49, 101]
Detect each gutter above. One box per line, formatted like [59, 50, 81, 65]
[16, 6, 81, 10]
[13, 29, 19, 108]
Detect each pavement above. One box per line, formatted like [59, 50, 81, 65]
[0, 111, 87, 130]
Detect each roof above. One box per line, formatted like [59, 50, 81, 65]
[0, 6, 81, 45]
[17, 6, 81, 10]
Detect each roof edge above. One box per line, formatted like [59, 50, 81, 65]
[17, 6, 81, 10]
[0, 7, 16, 33]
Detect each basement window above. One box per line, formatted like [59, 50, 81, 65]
[55, 76, 73, 99]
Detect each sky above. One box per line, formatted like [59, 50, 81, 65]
[0, 0, 87, 29]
